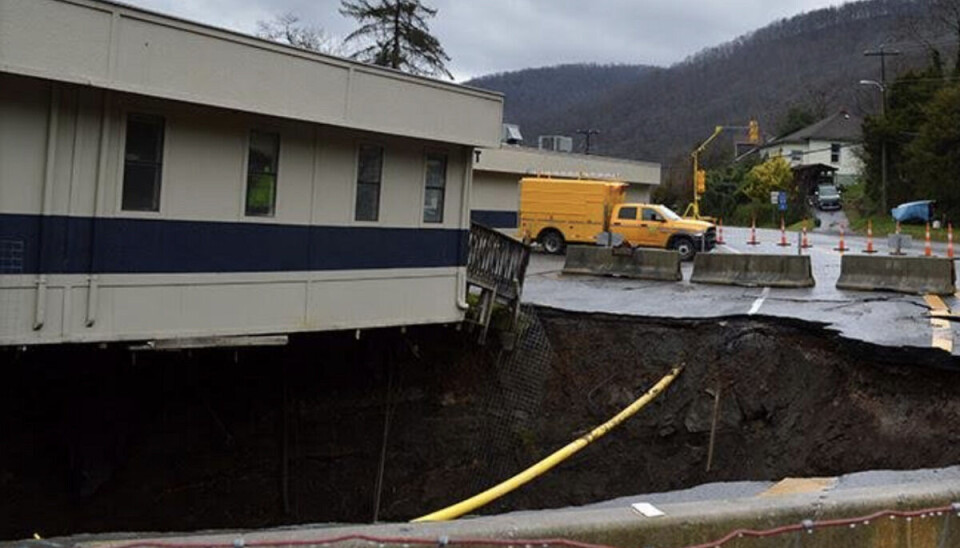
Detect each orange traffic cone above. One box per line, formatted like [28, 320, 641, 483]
[747, 217, 759, 245]
[949, 223, 955, 259]
[863, 219, 877, 254]
[801, 222, 812, 249]
[834, 225, 849, 252]
[777, 216, 789, 246]
[925, 222, 933, 257]
[716, 218, 726, 245]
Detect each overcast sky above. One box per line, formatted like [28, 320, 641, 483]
[123, 0, 846, 81]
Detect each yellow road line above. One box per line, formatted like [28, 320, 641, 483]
[758, 477, 837, 497]
[924, 294, 953, 352]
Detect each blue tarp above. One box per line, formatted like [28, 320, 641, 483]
[891, 200, 935, 223]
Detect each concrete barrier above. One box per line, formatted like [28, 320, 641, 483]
[562, 246, 681, 281]
[690, 253, 814, 288]
[837, 255, 956, 295]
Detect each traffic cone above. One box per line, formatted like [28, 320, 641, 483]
[801, 222, 812, 249]
[777, 216, 789, 247]
[716, 218, 726, 245]
[925, 222, 933, 257]
[949, 223, 955, 259]
[747, 217, 759, 245]
[863, 219, 877, 254]
[834, 225, 849, 252]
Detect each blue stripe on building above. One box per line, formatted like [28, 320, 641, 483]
[0, 214, 468, 274]
[470, 210, 518, 229]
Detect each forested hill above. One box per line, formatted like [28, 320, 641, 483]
[466, 0, 944, 167]
[466, 64, 656, 146]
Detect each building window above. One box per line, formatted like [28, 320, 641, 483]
[790, 149, 803, 163]
[245, 131, 280, 217]
[121, 114, 165, 211]
[423, 153, 447, 223]
[831, 143, 841, 163]
[355, 145, 383, 221]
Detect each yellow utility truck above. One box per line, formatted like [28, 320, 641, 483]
[518, 177, 716, 260]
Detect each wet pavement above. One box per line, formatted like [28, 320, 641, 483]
[813, 207, 850, 234]
[511, 465, 960, 514]
[523, 226, 960, 355]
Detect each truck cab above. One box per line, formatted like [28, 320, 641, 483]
[610, 203, 716, 260]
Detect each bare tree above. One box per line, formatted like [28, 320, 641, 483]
[930, 0, 960, 71]
[256, 13, 343, 56]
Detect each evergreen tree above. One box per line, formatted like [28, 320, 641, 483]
[340, 0, 453, 79]
[861, 52, 947, 211]
[904, 83, 960, 220]
[775, 106, 817, 138]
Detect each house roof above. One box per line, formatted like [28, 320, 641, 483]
[792, 163, 839, 173]
[770, 111, 863, 145]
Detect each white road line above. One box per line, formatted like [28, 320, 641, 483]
[748, 287, 771, 315]
[720, 244, 741, 254]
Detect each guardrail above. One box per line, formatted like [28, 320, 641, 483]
[467, 223, 530, 301]
[466, 223, 531, 343]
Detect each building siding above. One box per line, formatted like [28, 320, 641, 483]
[0, 73, 476, 345]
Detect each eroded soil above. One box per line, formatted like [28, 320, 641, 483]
[2, 308, 959, 540]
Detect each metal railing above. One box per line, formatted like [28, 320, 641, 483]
[467, 222, 530, 301]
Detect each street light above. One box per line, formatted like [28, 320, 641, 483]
[859, 79, 888, 212]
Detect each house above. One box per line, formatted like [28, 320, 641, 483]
[759, 110, 864, 187]
[0, 0, 503, 346]
[471, 145, 661, 233]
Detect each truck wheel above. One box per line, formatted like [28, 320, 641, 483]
[540, 230, 566, 255]
[672, 236, 696, 261]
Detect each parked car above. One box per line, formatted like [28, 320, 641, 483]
[814, 184, 842, 210]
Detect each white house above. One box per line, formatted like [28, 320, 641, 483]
[0, 0, 503, 346]
[759, 110, 864, 187]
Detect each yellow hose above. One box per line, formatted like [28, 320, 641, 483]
[412, 365, 684, 522]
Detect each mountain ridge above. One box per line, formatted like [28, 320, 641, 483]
[466, 0, 944, 175]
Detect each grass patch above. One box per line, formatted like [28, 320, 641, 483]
[786, 218, 816, 232]
[848, 215, 949, 241]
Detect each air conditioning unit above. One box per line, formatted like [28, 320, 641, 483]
[538, 135, 573, 153]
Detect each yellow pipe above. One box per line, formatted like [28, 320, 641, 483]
[412, 365, 684, 522]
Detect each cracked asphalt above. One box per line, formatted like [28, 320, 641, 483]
[523, 225, 959, 355]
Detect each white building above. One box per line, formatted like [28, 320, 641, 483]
[759, 111, 864, 186]
[471, 145, 661, 232]
[0, 0, 503, 346]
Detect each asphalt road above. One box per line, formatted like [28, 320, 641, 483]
[523, 225, 960, 356]
[813, 206, 850, 234]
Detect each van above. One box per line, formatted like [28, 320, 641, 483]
[518, 177, 716, 260]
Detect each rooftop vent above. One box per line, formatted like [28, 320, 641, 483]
[502, 124, 523, 145]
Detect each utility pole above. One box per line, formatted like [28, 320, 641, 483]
[576, 129, 599, 155]
[864, 45, 900, 212]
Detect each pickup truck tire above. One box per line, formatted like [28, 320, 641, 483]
[671, 236, 696, 261]
[540, 229, 566, 255]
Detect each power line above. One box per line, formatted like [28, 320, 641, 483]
[865, 45, 902, 85]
